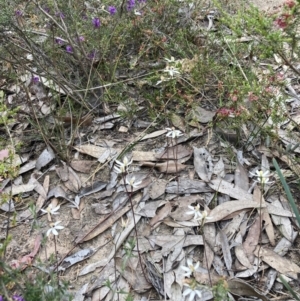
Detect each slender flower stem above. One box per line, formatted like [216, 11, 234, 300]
[53, 236, 60, 287]
[121, 174, 148, 281]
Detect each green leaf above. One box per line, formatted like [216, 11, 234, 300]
[273, 158, 300, 227]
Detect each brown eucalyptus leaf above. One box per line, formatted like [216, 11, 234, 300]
[253, 187, 275, 246]
[147, 235, 203, 248]
[166, 178, 212, 194]
[71, 199, 85, 220]
[194, 271, 223, 285]
[274, 230, 298, 256]
[140, 129, 167, 140]
[4, 183, 35, 196]
[213, 157, 225, 178]
[163, 218, 199, 228]
[141, 161, 186, 173]
[138, 200, 166, 217]
[202, 223, 216, 270]
[47, 186, 67, 200]
[19, 160, 36, 174]
[36, 175, 50, 212]
[56, 164, 69, 181]
[209, 179, 253, 202]
[156, 145, 192, 160]
[261, 153, 270, 171]
[219, 230, 233, 276]
[192, 106, 216, 123]
[234, 161, 249, 191]
[70, 160, 96, 173]
[193, 147, 210, 182]
[60, 247, 97, 271]
[115, 257, 150, 293]
[76, 193, 143, 243]
[235, 245, 252, 269]
[28, 175, 47, 199]
[254, 247, 300, 279]
[149, 180, 167, 200]
[227, 278, 269, 301]
[170, 282, 183, 301]
[243, 215, 261, 264]
[63, 166, 81, 193]
[145, 257, 164, 296]
[278, 129, 300, 153]
[266, 203, 295, 217]
[132, 150, 156, 161]
[224, 212, 246, 241]
[79, 181, 107, 197]
[206, 201, 263, 223]
[271, 200, 293, 241]
[74, 144, 119, 159]
[164, 270, 175, 299]
[150, 201, 172, 228]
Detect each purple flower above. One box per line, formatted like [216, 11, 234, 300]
[88, 50, 97, 60]
[78, 36, 85, 42]
[0, 296, 4, 301]
[66, 45, 73, 53]
[32, 76, 40, 83]
[15, 10, 23, 16]
[13, 296, 25, 301]
[43, 6, 51, 13]
[56, 12, 65, 19]
[92, 17, 101, 28]
[55, 37, 64, 45]
[108, 6, 117, 15]
[127, 0, 135, 10]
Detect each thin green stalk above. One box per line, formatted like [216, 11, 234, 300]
[273, 158, 300, 226]
[279, 275, 300, 300]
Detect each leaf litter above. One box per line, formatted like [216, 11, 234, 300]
[4, 121, 300, 301]
[2, 6, 300, 301]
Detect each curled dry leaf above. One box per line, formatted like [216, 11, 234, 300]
[193, 147, 211, 182]
[59, 248, 98, 271]
[36, 146, 55, 170]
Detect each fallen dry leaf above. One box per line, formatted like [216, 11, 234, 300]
[227, 278, 269, 301]
[207, 201, 263, 223]
[141, 161, 187, 173]
[70, 160, 96, 173]
[156, 145, 192, 160]
[193, 147, 211, 182]
[36, 146, 55, 170]
[234, 161, 249, 191]
[253, 187, 275, 246]
[150, 201, 172, 228]
[209, 179, 253, 202]
[254, 246, 300, 279]
[243, 215, 261, 264]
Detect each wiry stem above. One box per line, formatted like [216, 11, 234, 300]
[122, 174, 148, 282]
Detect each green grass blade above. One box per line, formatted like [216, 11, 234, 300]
[279, 275, 300, 300]
[273, 158, 300, 227]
